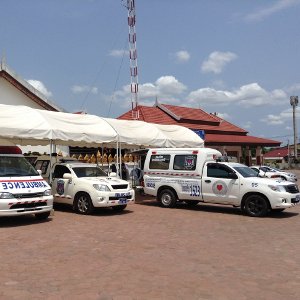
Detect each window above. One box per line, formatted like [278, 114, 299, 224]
[207, 163, 233, 178]
[35, 160, 50, 175]
[173, 155, 197, 170]
[53, 165, 71, 178]
[149, 155, 170, 170]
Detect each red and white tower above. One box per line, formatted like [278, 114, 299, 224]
[123, 0, 139, 119]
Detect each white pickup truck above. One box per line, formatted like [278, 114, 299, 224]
[143, 148, 300, 217]
[0, 146, 53, 219]
[51, 161, 135, 214]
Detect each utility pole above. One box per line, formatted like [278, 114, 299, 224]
[290, 96, 298, 159]
[122, 0, 139, 120]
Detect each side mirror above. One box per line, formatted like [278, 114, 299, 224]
[228, 172, 238, 179]
[63, 173, 72, 179]
[37, 169, 42, 175]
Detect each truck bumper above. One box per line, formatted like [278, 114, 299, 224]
[92, 190, 135, 207]
[271, 193, 300, 209]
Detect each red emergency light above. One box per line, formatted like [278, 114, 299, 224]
[0, 146, 22, 155]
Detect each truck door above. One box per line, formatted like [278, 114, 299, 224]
[52, 165, 72, 204]
[202, 163, 240, 205]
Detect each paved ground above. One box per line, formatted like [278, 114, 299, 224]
[1, 171, 300, 300]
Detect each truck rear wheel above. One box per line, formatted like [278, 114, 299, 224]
[244, 195, 269, 217]
[158, 189, 177, 208]
[74, 192, 94, 215]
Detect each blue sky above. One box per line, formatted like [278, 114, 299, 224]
[1, 0, 300, 145]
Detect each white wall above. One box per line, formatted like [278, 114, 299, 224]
[0, 78, 44, 109]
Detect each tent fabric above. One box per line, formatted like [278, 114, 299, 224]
[0, 104, 204, 148]
[151, 123, 204, 148]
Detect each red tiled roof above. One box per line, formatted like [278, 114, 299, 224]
[118, 105, 247, 134]
[205, 134, 280, 147]
[118, 104, 281, 147]
[263, 148, 288, 158]
[160, 104, 219, 123]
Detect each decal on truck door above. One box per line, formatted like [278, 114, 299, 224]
[212, 180, 228, 196]
[56, 179, 65, 195]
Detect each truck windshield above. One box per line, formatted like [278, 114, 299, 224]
[73, 166, 107, 178]
[0, 155, 39, 177]
[233, 166, 259, 178]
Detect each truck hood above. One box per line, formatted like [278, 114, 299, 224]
[244, 176, 295, 186]
[78, 177, 129, 185]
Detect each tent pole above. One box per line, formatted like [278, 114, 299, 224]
[49, 140, 53, 183]
[116, 139, 119, 178]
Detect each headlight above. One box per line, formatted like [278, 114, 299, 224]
[93, 184, 111, 192]
[43, 189, 52, 196]
[268, 185, 286, 192]
[0, 192, 14, 199]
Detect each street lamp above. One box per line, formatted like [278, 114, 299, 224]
[290, 96, 298, 159]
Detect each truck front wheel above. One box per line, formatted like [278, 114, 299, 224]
[158, 189, 177, 208]
[244, 195, 269, 217]
[74, 192, 94, 215]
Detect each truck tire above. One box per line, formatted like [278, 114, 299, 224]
[35, 211, 50, 220]
[158, 189, 177, 208]
[74, 192, 94, 215]
[112, 205, 127, 211]
[244, 194, 269, 217]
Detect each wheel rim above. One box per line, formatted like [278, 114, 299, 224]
[161, 193, 172, 206]
[77, 195, 90, 213]
[247, 198, 265, 215]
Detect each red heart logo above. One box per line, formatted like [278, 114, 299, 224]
[217, 185, 223, 191]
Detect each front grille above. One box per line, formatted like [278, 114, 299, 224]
[111, 184, 128, 190]
[10, 202, 47, 210]
[13, 192, 44, 199]
[109, 195, 132, 200]
[284, 184, 299, 194]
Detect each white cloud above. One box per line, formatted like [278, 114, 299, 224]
[109, 49, 129, 57]
[215, 112, 231, 120]
[71, 85, 98, 95]
[156, 76, 187, 95]
[187, 83, 287, 107]
[27, 79, 52, 98]
[113, 75, 186, 108]
[261, 107, 300, 125]
[201, 51, 237, 74]
[242, 121, 252, 129]
[173, 50, 190, 63]
[245, 0, 300, 22]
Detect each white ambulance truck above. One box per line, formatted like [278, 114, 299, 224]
[143, 148, 300, 217]
[0, 146, 53, 219]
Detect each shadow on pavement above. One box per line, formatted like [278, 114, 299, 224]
[53, 203, 134, 217]
[0, 214, 53, 228]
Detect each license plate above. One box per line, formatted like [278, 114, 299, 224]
[118, 198, 127, 204]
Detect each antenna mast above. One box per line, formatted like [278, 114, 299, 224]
[123, 0, 139, 119]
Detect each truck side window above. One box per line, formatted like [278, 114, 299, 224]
[53, 165, 71, 178]
[149, 155, 170, 170]
[207, 163, 232, 178]
[173, 155, 197, 170]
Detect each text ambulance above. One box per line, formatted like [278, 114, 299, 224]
[143, 148, 300, 217]
[0, 146, 53, 219]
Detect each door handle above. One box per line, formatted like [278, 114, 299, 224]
[205, 180, 211, 183]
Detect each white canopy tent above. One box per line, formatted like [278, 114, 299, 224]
[0, 104, 204, 149]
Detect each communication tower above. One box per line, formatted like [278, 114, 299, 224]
[122, 0, 139, 119]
